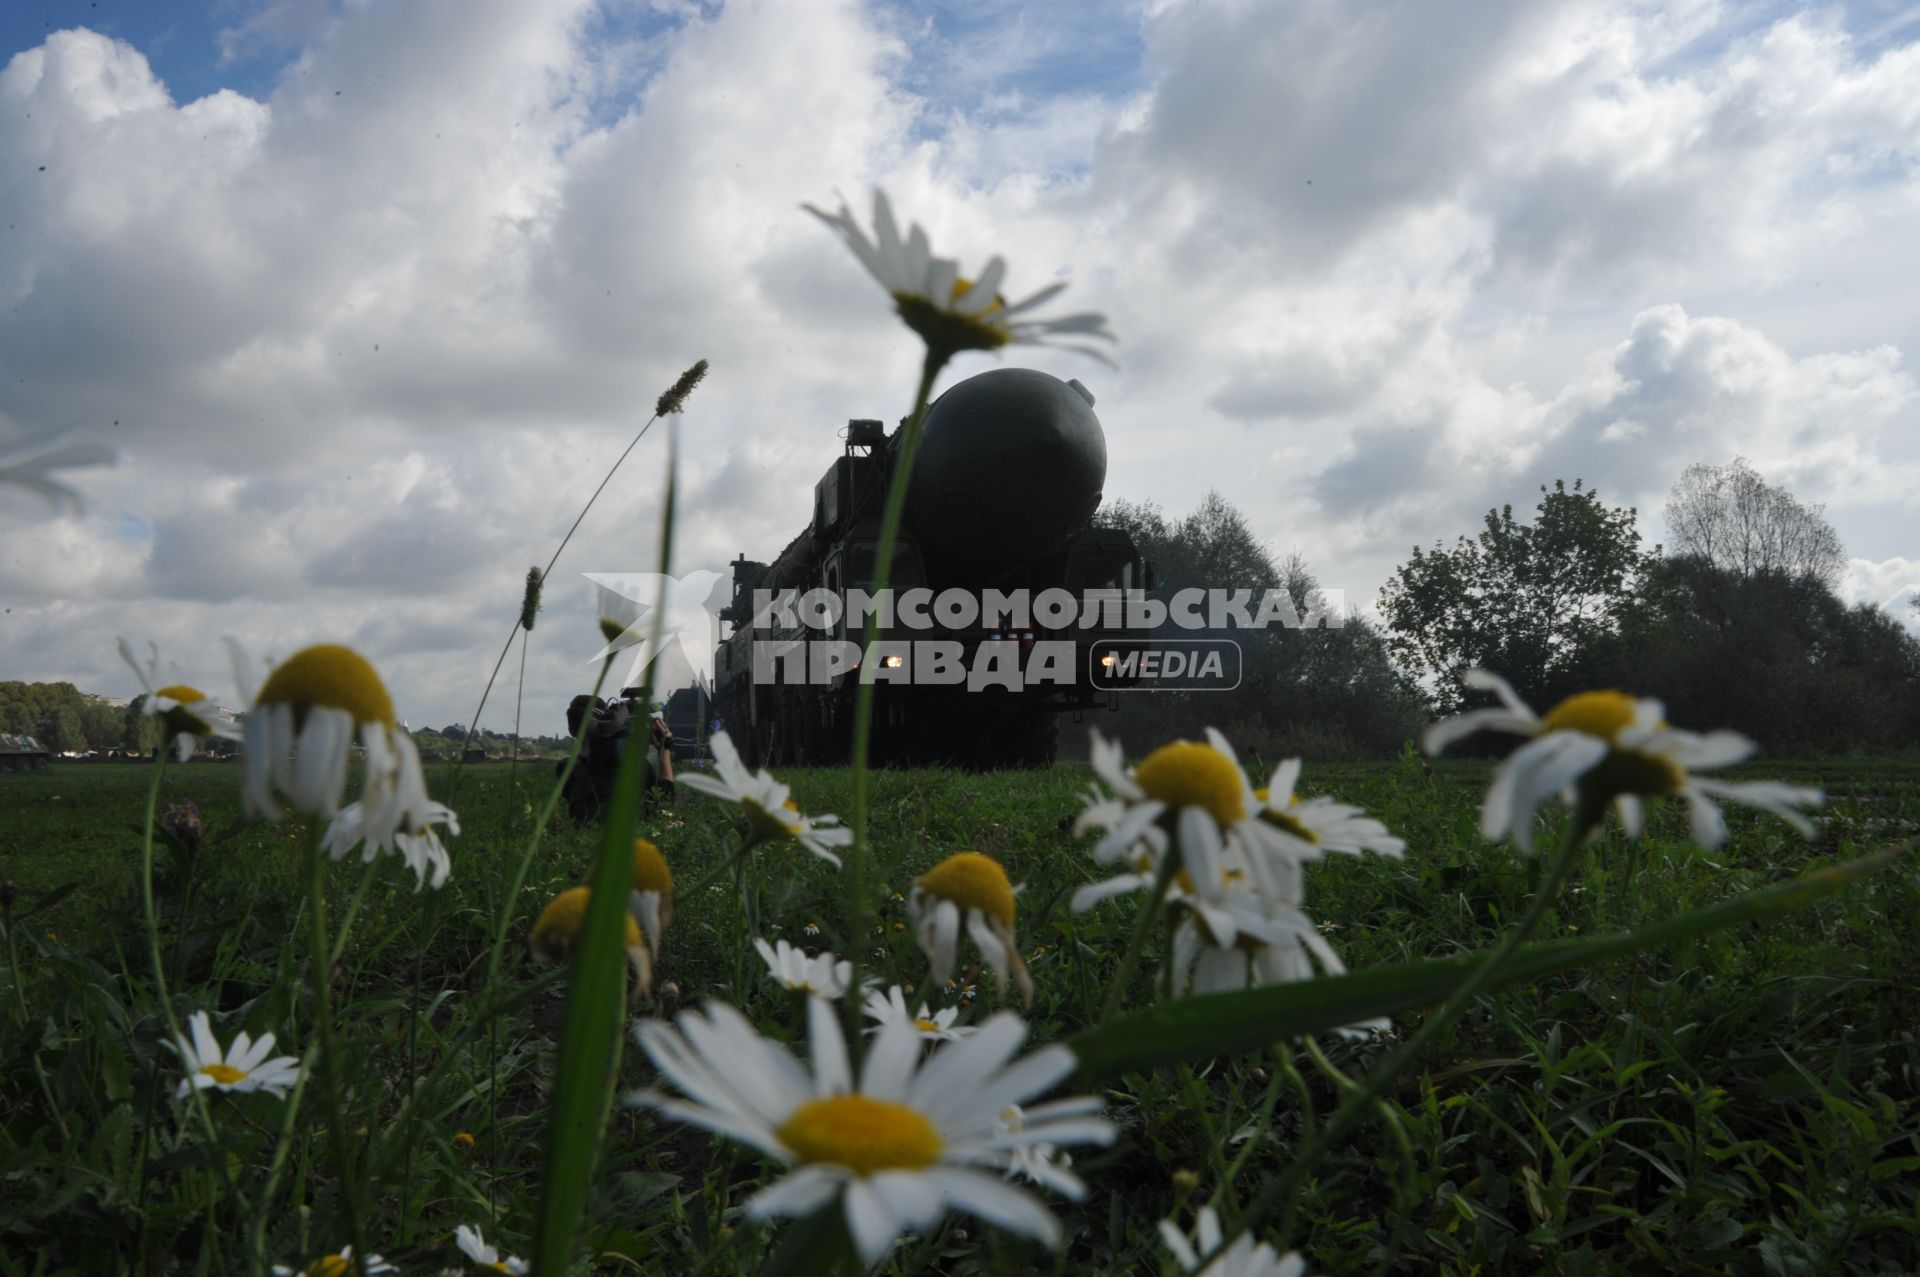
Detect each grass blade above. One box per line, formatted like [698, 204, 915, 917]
[1070, 848, 1904, 1082]
[530, 727, 644, 1273]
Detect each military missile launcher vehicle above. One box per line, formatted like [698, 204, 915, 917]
[711, 367, 1146, 769]
[0, 733, 52, 774]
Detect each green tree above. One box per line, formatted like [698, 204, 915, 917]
[1379, 480, 1651, 712]
[122, 698, 162, 754]
[42, 704, 84, 754]
[1598, 555, 1920, 753]
[77, 698, 121, 750]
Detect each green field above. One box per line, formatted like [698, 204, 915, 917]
[1, 753, 1916, 1275]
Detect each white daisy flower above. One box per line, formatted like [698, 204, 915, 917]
[757, 937, 853, 998]
[172, 1010, 301, 1100]
[630, 997, 1116, 1266]
[319, 796, 456, 892]
[1080, 728, 1278, 900]
[228, 639, 458, 889]
[1424, 670, 1824, 851]
[1170, 880, 1348, 996]
[677, 731, 852, 865]
[1073, 793, 1251, 916]
[995, 1103, 1088, 1199]
[271, 1246, 397, 1276]
[863, 985, 975, 1042]
[1069, 786, 1175, 912]
[117, 638, 239, 762]
[1160, 1207, 1306, 1277]
[0, 429, 115, 514]
[452, 1224, 527, 1275]
[1250, 759, 1406, 864]
[909, 852, 1032, 1004]
[804, 189, 1115, 366]
[1153, 810, 1381, 1037]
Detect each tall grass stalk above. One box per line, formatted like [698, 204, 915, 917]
[449, 360, 706, 800]
[508, 626, 529, 834]
[137, 754, 252, 1275]
[532, 411, 681, 1273]
[1098, 849, 1181, 1023]
[305, 824, 370, 1275]
[843, 349, 943, 1061]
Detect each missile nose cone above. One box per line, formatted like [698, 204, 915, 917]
[907, 368, 1107, 580]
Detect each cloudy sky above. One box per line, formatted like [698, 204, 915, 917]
[3, 0, 1917, 732]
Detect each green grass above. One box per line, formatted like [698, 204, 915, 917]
[1, 753, 1916, 1275]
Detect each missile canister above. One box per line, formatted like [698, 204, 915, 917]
[904, 368, 1107, 581]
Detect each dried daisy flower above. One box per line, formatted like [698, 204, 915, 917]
[530, 886, 653, 1004]
[910, 852, 1031, 1004]
[229, 639, 457, 889]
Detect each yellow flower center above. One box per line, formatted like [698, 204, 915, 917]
[916, 852, 1016, 930]
[893, 292, 1010, 356]
[742, 796, 804, 843]
[599, 616, 627, 642]
[950, 277, 1006, 315]
[255, 644, 395, 728]
[453, 1132, 474, 1151]
[154, 685, 214, 738]
[529, 887, 642, 962]
[303, 1257, 350, 1277]
[1134, 741, 1246, 828]
[199, 1062, 248, 1085]
[1252, 789, 1319, 844]
[913, 1017, 943, 1034]
[776, 1094, 945, 1175]
[1539, 690, 1638, 742]
[632, 839, 673, 894]
[1540, 691, 1685, 798]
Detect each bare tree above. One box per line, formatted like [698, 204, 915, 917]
[1664, 457, 1844, 586]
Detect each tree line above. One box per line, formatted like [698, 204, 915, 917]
[0, 688, 577, 762]
[1378, 458, 1918, 754]
[0, 682, 164, 755]
[1100, 456, 1916, 759]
